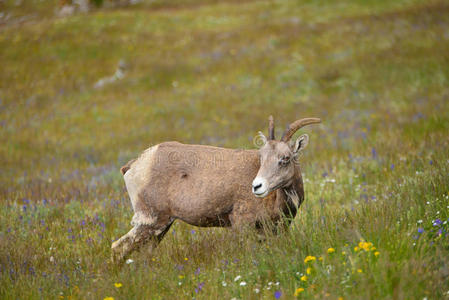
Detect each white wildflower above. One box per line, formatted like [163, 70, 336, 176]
[126, 259, 134, 264]
[234, 275, 241, 282]
[240, 281, 247, 286]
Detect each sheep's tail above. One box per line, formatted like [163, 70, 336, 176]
[120, 158, 136, 175]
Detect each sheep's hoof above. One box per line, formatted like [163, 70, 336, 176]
[111, 242, 124, 265]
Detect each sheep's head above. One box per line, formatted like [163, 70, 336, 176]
[252, 116, 320, 197]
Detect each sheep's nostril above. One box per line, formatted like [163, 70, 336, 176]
[253, 183, 262, 191]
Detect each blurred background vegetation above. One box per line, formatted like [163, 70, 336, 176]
[1, 0, 448, 299]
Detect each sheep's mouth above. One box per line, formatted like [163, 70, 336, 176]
[253, 190, 269, 198]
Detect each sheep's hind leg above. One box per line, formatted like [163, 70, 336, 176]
[111, 224, 153, 264]
[146, 219, 174, 257]
[111, 218, 174, 264]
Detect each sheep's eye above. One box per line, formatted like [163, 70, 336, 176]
[279, 156, 290, 166]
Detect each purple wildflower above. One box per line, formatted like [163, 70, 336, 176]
[433, 219, 442, 226]
[275, 290, 282, 299]
[195, 282, 205, 293]
[417, 228, 424, 234]
[390, 164, 394, 170]
[194, 268, 201, 275]
[191, 229, 196, 234]
[371, 147, 377, 159]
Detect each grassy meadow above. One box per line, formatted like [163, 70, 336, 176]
[1, 0, 449, 298]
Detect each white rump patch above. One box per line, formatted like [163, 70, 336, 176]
[124, 145, 159, 217]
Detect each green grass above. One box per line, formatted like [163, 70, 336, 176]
[1, 0, 449, 299]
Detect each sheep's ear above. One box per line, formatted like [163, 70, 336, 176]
[293, 134, 309, 155]
[254, 131, 267, 148]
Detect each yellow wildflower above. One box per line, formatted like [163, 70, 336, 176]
[342, 251, 346, 255]
[357, 269, 362, 273]
[304, 256, 316, 263]
[319, 256, 323, 261]
[294, 287, 304, 296]
[300, 275, 307, 281]
[114, 283, 122, 288]
[358, 241, 374, 251]
[354, 246, 359, 252]
[374, 251, 380, 257]
[104, 297, 114, 300]
[327, 248, 335, 254]
[306, 267, 312, 275]
[178, 275, 185, 279]
[151, 258, 156, 261]
[338, 297, 344, 300]
[184, 257, 188, 261]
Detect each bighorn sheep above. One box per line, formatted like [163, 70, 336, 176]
[111, 116, 321, 263]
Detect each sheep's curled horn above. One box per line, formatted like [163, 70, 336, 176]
[268, 115, 275, 140]
[281, 118, 321, 142]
